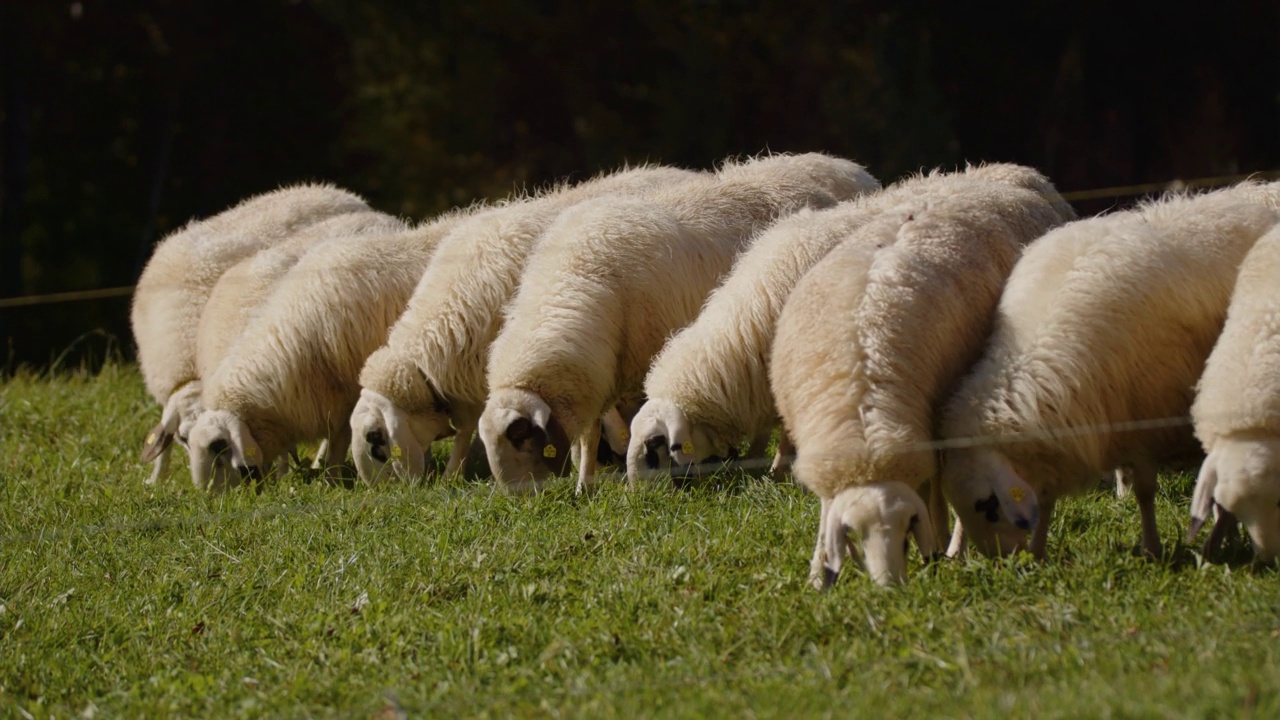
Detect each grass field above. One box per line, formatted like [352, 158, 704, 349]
[2, 365, 1278, 718]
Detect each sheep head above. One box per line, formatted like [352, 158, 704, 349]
[820, 482, 937, 588]
[1189, 438, 1280, 563]
[941, 448, 1039, 557]
[140, 381, 204, 464]
[625, 399, 732, 483]
[187, 409, 272, 493]
[479, 388, 573, 493]
[350, 388, 455, 485]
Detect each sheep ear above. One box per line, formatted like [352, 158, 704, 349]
[543, 414, 574, 477]
[385, 408, 426, 479]
[1187, 451, 1219, 542]
[907, 490, 940, 561]
[821, 507, 850, 590]
[227, 420, 263, 468]
[991, 459, 1039, 532]
[140, 423, 174, 463]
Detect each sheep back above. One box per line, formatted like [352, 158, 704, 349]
[774, 173, 1066, 500]
[360, 165, 698, 414]
[1193, 225, 1280, 445]
[131, 183, 370, 404]
[943, 189, 1279, 498]
[201, 212, 465, 456]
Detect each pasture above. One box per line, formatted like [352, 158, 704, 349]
[2, 365, 1277, 718]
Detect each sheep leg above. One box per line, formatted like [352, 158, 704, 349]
[443, 423, 476, 479]
[1203, 506, 1239, 558]
[311, 439, 330, 471]
[1029, 494, 1056, 560]
[322, 434, 351, 484]
[1130, 462, 1163, 559]
[769, 431, 794, 477]
[946, 519, 967, 558]
[146, 447, 171, 485]
[925, 477, 949, 553]
[1114, 466, 1133, 499]
[809, 495, 832, 590]
[575, 423, 601, 495]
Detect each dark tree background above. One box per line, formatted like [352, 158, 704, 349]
[2, 0, 1277, 370]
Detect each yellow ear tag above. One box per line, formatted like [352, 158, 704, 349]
[619, 428, 629, 441]
[146, 432, 157, 445]
[244, 446, 257, 459]
[1008, 485, 1025, 503]
[390, 444, 403, 460]
[680, 441, 693, 456]
[543, 444, 557, 459]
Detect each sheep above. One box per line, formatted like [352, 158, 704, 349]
[193, 209, 407, 462]
[770, 165, 1074, 588]
[1186, 224, 1280, 562]
[185, 204, 483, 492]
[131, 184, 373, 483]
[478, 152, 880, 494]
[630, 173, 953, 484]
[939, 187, 1279, 562]
[350, 165, 699, 485]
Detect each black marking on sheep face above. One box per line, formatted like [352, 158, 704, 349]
[208, 438, 230, 459]
[366, 429, 388, 463]
[505, 417, 536, 445]
[975, 493, 1001, 523]
[177, 433, 189, 446]
[643, 436, 667, 470]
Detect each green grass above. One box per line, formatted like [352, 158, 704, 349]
[1, 365, 1278, 718]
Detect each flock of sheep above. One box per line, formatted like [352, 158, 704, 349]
[130, 152, 1280, 589]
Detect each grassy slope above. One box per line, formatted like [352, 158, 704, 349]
[1, 366, 1277, 718]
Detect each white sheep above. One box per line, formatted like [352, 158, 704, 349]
[770, 165, 1074, 588]
[193, 209, 407, 461]
[627, 173, 921, 482]
[1187, 223, 1280, 562]
[940, 187, 1279, 562]
[350, 164, 698, 485]
[478, 152, 879, 494]
[185, 205, 481, 492]
[131, 184, 373, 483]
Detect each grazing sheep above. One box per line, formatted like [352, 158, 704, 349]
[771, 165, 1074, 588]
[627, 174, 920, 483]
[190, 210, 407, 471]
[186, 205, 480, 492]
[131, 184, 373, 483]
[480, 152, 879, 494]
[1187, 224, 1280, 562]
[351, 165, 698, 485]
[940, 188, 1279, 561]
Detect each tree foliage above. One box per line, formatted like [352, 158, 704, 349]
[2, 0, 1277, 368]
